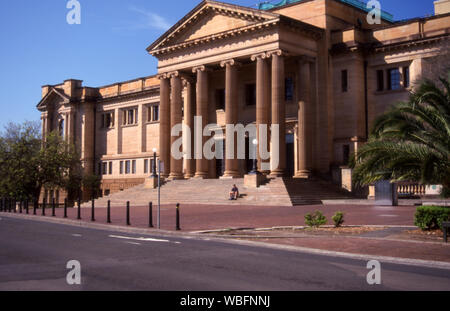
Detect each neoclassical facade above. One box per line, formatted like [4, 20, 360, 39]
[37, 0, 450, 201]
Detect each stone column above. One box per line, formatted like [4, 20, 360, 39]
[296, 59, 312, 178]
[169, 72, 184, 180]
[221, 59, 241, 178]
[252, 53, 271, 174]
[269, 50, 286, 177]
[158, 74, 171, 178]
[184, 77, 196, 179]
[115, 107, 122, 155]
[193, 66, 209, 179]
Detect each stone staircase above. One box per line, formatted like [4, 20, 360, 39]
[83, 177, 354, 208]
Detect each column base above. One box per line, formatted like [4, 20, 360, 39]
[269, 170, 285, 178]
[294, 170, 311, 179]
[184, 173, 195, 179]
[222, 171, 242, 179]
[194, 173, 208, 179]
[168, 173, 184, 181]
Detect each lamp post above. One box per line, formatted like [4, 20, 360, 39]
[251, 139, 258, 175]
[152, 148, 158, 178]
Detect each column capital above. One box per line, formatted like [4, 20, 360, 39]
[250, 53, 268, 61]
[220, 59, 241, 68]
[267, 49, 288, 58]
[157, 73, 170, 80]
[168, 71, 180, 79]
[192, 65, 211, 73]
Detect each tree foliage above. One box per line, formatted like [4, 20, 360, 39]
[350, 76, 450, 195]
[0, 121, 81, 201]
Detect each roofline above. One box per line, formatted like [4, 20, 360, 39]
[146, 0, 280, 53]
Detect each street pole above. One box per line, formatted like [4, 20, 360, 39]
[157, 159, 161, 229]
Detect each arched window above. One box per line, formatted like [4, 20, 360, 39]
[58, 118, 65, 138]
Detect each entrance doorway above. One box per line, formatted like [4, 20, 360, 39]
[286, 134, 295, 177]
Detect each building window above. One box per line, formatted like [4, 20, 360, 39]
[376, 70, 384, 91]
[245, 83, 256, 106]
[102, 162, 107, 175]
[101, 111, 114, 129]
[58, 119, 65, 138]
[388, 68, 401, 90]
[120, 161, 124, 175]
[109, 162, 113, 175]
[132, 160, 136, 174]
[147, 104, 160, 122]
[403, 66, 410, 88]
[122, 108, 138, 126]
[144, 159, 149, 174]
[125, 161, 131, 174]
[341, 70, 348, 93]
[215, 89, 225, 110]
[285, 77, 294, 101]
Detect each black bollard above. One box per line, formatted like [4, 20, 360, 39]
[8, 199, 11, 213]
[64, 199, 68, 219]
[19, 201, 22, 214]
[149, 202, 153, 228]
[176, 203, 181, 231]
[0, 198, 3, 212]
[91, 199, 95, 222]
[52, 198, 56, 217]
[42, 198, 46, 216]
[77, 198, 81, 220]
[13, 199, 16, 213]
[25, 200, 29, 215]
[107, 200, 111, 224]
[33, 199, 37, 215]
[126, 201, 131, 226]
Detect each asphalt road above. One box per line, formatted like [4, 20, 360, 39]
[0, 216, 449, 291]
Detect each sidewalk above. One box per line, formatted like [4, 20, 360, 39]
[42, 203, 416, 231]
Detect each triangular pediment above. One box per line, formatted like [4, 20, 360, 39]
[37, 87, 70, 110]
[147, 0, 279, 54]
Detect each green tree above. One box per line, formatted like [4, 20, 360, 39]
[0, 121, 81, 201]
[350, 76, 450, 195]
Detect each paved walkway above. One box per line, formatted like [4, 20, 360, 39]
[23, 203, 417, 231]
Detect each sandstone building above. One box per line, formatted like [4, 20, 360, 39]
[37, 0, 450, 202]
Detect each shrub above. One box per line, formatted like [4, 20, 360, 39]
[332, 212, 345, 228]
[414, 206, 450, 231]
[305, 211, 327, 228]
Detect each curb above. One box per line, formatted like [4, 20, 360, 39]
[2, 212, 450, 270]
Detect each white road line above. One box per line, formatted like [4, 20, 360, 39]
[125, 242, 141, 246]
[108, 235, 176, 243]
[72, 234, 82, 237]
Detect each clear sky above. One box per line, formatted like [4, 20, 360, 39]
[0, 0, 436, 129]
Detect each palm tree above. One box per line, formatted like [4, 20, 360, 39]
[350, 76, 450, 195]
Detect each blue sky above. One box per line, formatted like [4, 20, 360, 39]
[0, 0, 436, 129]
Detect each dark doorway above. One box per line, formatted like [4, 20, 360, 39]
[286, 134, 295, 177]
[216, 139, 225, 177]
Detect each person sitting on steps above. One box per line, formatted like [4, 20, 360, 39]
[229, 184, 240, 201]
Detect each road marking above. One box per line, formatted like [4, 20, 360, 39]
[109, 235, 174, 243]
[379, 215, 399, 217]
[72, 234, 82, 237]
[124, 242, 141, 246]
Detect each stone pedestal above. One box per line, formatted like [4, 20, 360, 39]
[144, 177, 158, 189]
[244, 173, 266, 189]
[340, 167, 353, 192]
